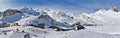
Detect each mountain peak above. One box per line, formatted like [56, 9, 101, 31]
[20, 7, 40, 16]
[109, 6, 119, 12]
[3, 9, 22, 16]
[20, 7, 34, 13]
[95, 8, 106, 14]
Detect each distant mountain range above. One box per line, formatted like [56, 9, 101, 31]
[0, 6, 120, 38]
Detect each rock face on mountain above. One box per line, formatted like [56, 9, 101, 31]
[3, 9, 22, 16]
[2, 9, 23, 23]
[1, 7, 41, 23]
[109, 6, 119, 12]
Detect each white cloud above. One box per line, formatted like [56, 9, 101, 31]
[0, 0, 15, 11]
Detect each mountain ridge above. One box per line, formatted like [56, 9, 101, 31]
[0, 6, 120, 38]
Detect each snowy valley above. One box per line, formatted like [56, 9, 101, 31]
[0, 6, 120, 38]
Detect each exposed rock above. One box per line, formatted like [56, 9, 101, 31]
[35, 24, 45, 29]
[3, 9, 22, 16]
[48, 26, 59, 29]
[72, 22, 85, 30]
[48, 26, 71, 31]
[38, 15, 51, 19]
[83, 24, 97, 26]
[109, 6, 119, 12]
[24, 34, 31, 38]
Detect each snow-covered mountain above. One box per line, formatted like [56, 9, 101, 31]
[1, 9, 23, 23]
[0, 6, 120, 38]
[16, 12, 71, 28]
[44, 9, 79, 25]
[76, 6, 120, 26]
[0, 7, 40, 23]
[20, 7, 40, 16]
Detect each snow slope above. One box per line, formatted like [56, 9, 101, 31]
[66, 8, 120, 38]
[44, 9, 79, 25]
[16, 12, 71, 29]
[0, 7, 120, 38]
[20, 7, 40, 16]
[2, 13, 24, 23]
[0, 26, 120, 38]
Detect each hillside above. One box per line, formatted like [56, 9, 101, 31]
[0, 7, 120, 38]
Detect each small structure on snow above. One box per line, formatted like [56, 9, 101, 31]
[48, 26, 61, 31]
[72, 22, 85, 30]
[35, 24, 45, 29]
[11, 23, 19, 27]
[48, 26, 72, 31]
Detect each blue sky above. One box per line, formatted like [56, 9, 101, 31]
[0, 0, 120, 13]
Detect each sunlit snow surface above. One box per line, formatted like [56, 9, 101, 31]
[0, 8, 120, 38]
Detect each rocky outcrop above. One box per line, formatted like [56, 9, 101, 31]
[2, 9, 23, 23]
[3, 9, 22, 16]
[109, 6, 119, 12]
[72, 22, 85, 30]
